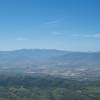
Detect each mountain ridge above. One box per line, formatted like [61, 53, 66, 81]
[0, 49, 100, 79]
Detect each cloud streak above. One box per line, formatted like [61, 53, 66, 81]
[52, 32, 64, 36]
[45, 18, 64, 25]
[72, 34, 100, 38]
[46, 20, 60, 25]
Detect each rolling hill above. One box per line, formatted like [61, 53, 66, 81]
[0, 49, 100, 79]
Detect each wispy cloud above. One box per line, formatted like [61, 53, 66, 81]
[72, 34, 100, 38]
[46, 20, 60, 25]
[52, 32, 64, 36]
[45, 18, 64, 25]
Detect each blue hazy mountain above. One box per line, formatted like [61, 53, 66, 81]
[0, 49, 100, 67]
[0, 49, 100, 78]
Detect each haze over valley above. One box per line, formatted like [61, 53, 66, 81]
[0, 49, 100, 80]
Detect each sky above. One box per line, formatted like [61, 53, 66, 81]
[0, 0, 100, 51]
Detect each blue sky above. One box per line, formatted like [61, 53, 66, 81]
[0, 0, 100, 51]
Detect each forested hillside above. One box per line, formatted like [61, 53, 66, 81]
[0, 74, 100, 100]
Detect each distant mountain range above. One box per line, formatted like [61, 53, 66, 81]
[0, 49, 100, 79]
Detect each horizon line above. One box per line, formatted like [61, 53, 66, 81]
[0, 48, 100, 53]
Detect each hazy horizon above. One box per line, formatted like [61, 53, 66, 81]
[0, 48, 100, 53]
